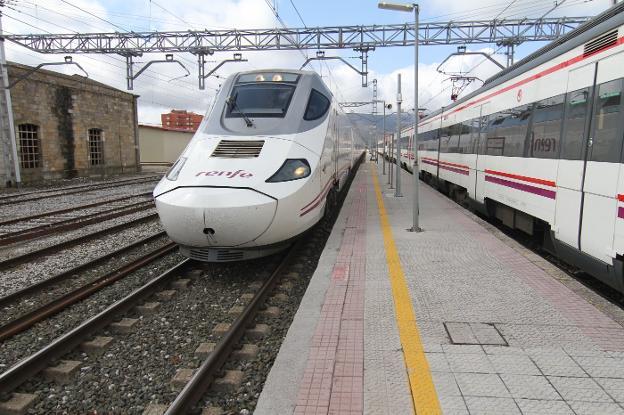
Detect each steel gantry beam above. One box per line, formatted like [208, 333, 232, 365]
[4, 17, 590, 54]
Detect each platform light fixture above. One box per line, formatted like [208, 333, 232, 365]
[378, 1, 422, 232]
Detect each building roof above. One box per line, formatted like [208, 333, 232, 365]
[7, 61, 138, 97]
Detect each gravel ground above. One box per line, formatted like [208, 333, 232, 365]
[0, 209, 158, 262]
[0, 217, 163, 297]
[0, 173, 160, 197]
[0, 181, 158, 220]
[0, 236, 171, 326]
[13, 255, 283, 414]
[0, 251, 185, 371]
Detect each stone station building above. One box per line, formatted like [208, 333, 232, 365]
[0, 62, 140, 186]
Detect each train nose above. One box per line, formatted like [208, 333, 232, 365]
[154, 187, 277, 247]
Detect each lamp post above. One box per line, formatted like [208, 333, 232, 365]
[378, 1, 421, 231]
[395, 73, 403, 197]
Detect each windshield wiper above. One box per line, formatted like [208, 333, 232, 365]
[227, 93, 253, 127]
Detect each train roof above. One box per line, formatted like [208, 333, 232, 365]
[421, 2, 624, 123]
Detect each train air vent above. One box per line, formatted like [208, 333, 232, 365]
[211, 140, 264, 158]
[216, 250, 245, 261]
[584, 30, 618, 57]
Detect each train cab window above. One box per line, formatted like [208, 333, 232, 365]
[226, 73, 299, 118]
[561, 88, 590, 160]
[590, 79, 623, 163]
[304, 89, 330, 121]
[528, 95, 564, 159]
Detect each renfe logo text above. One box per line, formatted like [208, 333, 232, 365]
[196, 170, 253, 178]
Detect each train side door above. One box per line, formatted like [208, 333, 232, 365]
[555, 56, 624, 268]
[554, 64, 595, 250]
[474, 103, 489, 204]
[579, 56, 623, 265]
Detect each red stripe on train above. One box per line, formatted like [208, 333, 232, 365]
[419, 36, 624, 128]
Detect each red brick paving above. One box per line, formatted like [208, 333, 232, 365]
[294, 174, 367, 415]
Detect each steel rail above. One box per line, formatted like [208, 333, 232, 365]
[0, 192, 152, 226]
[0, 199, 154, 246]
[0, 259, 189, 395]
[165, 243, 297, 414]
[0, 231, 167, 309]
[0, 213, 158, 269]
[0, 242, 177, 341]
[0, 177, 158, 206]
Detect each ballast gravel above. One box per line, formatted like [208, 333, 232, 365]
[13, 256, 281, 414]
[0, 181, 158, 220]
[0, 217, 163, 297]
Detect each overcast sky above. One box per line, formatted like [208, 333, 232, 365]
[1, 0, 613, 124]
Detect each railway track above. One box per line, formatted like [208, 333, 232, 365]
[0, 193, 154, 246]
[0, 241, 176, 341]
[0, 176, 159, 206]
[0, 213, 158, 269]
[0, 245, 296, 412]
[0, 231, 167, 311]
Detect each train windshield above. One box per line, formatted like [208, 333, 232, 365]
[226, 73, 299, 118]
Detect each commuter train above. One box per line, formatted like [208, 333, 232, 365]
[390, 3, 624, 292]
[153, 70, 365, 261]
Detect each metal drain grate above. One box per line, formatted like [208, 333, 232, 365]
[443, 322, 508, 346]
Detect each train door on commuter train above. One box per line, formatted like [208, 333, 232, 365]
[555, 57, 624, 265]
[554, 64, 594, 250]
[579, 56, 623, 265]
[474, 103, 489, 204]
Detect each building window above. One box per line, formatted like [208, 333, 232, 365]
[18, 123, 41, 169]
[88, 128, 104, 166]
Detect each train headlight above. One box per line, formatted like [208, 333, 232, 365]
[166, 157, 187, 181]
[266, 159, 311, 182]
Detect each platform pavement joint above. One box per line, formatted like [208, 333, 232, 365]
[257, 162, 624, 415]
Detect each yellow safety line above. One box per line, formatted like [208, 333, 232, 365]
[371, 166, 442, 415]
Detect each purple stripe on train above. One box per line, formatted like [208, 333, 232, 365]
[485, 175, 556, 199]
[619, 206, 624, 219]
[422, 159, 438, 167]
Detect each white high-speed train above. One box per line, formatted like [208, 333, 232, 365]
[391, 3, 624, 293]
[153, 70, 365, 261]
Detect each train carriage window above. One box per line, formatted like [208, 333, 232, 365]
[590, 79, 623, 163]
[528, 95, 564, 159]
[561, 88, 590, 160]
[303, 89, 331, 121]
[499, 106, 531, 157]
[485, 113, 506, 156]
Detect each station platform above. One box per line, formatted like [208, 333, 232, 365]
[255, 161, 624, 415]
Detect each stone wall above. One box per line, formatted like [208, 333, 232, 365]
[6, 62, 139, 184]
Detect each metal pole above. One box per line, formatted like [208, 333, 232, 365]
[0, 14, 20, 187]
[382, 104, 386, 175]
[412, 3, 422, 231]
[395, 73, 403, 197]
[388, 132, 393, 187]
